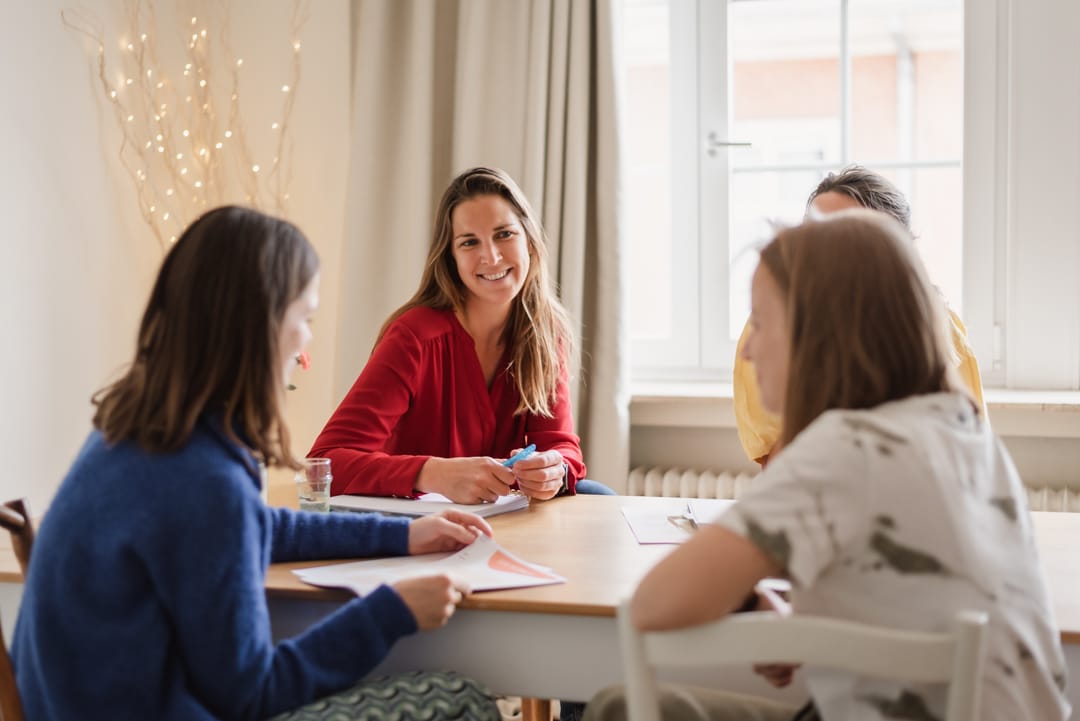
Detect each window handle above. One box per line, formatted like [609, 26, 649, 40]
[706, 131, 752, 156]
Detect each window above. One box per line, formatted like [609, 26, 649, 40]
[622, 0, 966, 379]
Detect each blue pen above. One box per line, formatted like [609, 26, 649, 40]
[502, 443, 536, 467]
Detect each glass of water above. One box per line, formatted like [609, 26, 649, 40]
[296, 457, 332, 513]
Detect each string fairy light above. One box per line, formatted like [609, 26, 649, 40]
[60, 1, 310, 249]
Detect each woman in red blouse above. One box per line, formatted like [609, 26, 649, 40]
[312, 167, 612, 504]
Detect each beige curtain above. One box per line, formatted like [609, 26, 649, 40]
[337, 0, 629, 490]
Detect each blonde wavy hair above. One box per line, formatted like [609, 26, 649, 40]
[377, 167, 573, 417]
[758, 210, 968, 447]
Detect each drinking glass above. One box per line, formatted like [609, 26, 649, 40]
[296, 457, 332, 513]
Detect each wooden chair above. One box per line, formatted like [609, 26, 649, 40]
[616, 599, 988, 721]
[0, 498, 34, 721]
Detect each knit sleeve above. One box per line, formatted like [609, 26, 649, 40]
[151, 470, 417, 720]
[266, 505, 410, 563]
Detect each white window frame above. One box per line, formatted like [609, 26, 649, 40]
[964, 0, 1080, 391]
[632, 0, 979, 381]
[631, 0, 1080, 390]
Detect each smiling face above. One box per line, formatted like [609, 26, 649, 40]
[278, 272, 319, 388]
[742, 265, 790, 415]
[450, 194, 531, 313]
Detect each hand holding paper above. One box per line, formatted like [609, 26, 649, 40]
[294, 534, 565, 597]
[393, 574, 469, 630]
[407, 510, 493, 554]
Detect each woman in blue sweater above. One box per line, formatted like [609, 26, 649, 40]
[12, 206, 500, 720]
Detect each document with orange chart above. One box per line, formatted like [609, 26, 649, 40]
[293, 534, 565, 596]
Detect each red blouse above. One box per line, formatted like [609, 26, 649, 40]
[310, 307, 586, 497]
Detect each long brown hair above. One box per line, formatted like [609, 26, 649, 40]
[378, 167, 573, 417]
[92, 206, 319, 468]
[759, 210, 964, 446]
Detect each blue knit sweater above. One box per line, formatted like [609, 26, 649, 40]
[12, 419, 418, 721]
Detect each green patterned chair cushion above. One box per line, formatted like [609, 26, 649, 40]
[269, 670, 501, 721]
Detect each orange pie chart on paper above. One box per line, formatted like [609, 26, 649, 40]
[487, 550, 554, 579]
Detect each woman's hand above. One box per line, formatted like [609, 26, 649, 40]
[507, 449, 566, 500]
[408, 510, 493, 555]
[392, 574, 470, 630]
[415, 457, 516, 503]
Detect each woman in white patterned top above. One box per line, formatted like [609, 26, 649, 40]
[584, 210, 1070, 721]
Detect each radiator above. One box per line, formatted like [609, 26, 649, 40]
[626, 466, 757, 500]
[628, 466, 1080, 513]
[1026, 486, 1080, 513]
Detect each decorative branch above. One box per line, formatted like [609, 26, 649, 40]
[61, 0, 310, 251]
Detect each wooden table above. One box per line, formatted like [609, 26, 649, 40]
[2, 497, 1077, 706]
[265, 496, 1080, 704]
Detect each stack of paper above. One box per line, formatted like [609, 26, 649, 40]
[329, 491, 529, 518]
[294, 535, 565, 596]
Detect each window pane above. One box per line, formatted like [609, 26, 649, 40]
[907, 166, 964, 313]
[728, 170, 822, 339]
[623, 0, 672, 341]
[849, 0, 963, 163]
[730, 0, 842, 168]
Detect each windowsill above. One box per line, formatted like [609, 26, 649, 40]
[630, 382, 1080, 438]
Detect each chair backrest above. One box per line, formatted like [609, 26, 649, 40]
[0, 498, 33, 721]
[0, 500, 34, 578]
[617, 599, 988, 721]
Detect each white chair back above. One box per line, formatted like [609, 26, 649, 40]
[616, 601, 988, 721]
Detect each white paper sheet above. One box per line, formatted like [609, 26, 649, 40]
[293, 534, 564, 596]
[620, 499, 736, 544]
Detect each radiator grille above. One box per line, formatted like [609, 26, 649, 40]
[626, 466, 757, 500]
[1026, 486, 1080, 513]
[629, 465, 1079, 513]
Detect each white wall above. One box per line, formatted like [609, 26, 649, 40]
[0, 0, 350, 511]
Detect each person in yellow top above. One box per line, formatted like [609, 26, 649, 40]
[734, 166, 985, 465]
